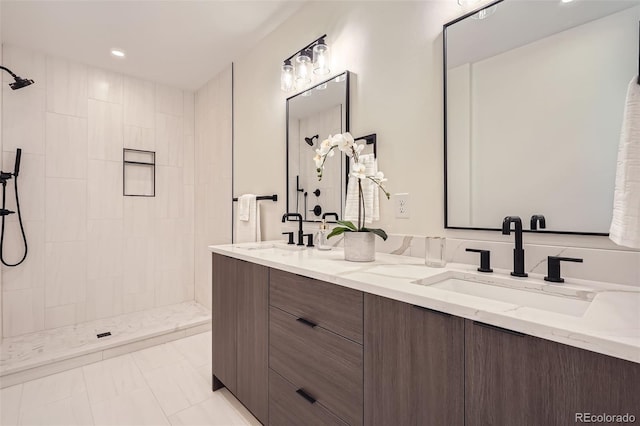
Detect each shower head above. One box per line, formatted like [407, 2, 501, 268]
[1, 66, 35, 90]
[305, 135, 319, 146]
[9, 77, 34, 90]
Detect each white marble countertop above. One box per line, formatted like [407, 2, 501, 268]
[209, 241, 640, 364]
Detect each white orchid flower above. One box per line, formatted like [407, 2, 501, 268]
[351, 162, 366, 180]
[321, 138, 332, 150]
[314, 153, 323, 168]
[374, 171, 387, 182]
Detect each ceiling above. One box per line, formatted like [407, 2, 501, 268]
[1, 0, 304, 91]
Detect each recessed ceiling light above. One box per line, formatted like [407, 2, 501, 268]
[111, 49, 126, 58]
[561, 0, 574, 3]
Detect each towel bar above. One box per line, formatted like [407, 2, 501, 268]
[232, 194, 278, 202]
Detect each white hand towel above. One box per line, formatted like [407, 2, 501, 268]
[343, 154, 379, 224]
[610, 76, 640, 249]
[238, 194, 254, 221]
[235, 195, 261, 243]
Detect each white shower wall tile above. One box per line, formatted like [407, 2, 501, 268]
[183, 92, 195, 135]
[87, 236, 123, 280]
[156, 84, 184, 117]
[88, 99, 123, 161]
[45, 178, 87, 242]
[155, 113, 184, 167]
[124, 196, 156, 238]
[88, 67, 123, 104]
[155, 165, 184, 219]
[2, 45, 47, 85]
[123, 76, 155, 129]
[183, 132, 195, 185]
[45, 113, 88, 179]
[87, 159, 123, 219]
[46, 56, 88, 117]
[1, 86, 46, 155]
[2, 288, 45, 337]
[85, 276, 124, 322]
[1, 151, 45, 222]
[1, 220, 45, 291]
[124, 125, 155, 152]
[44, 241, 87, 308]
[44, 303, 80, 329]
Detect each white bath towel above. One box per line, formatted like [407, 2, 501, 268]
[610, 76, 640, 249]
[344, 154, 379, 224]
[238, 194, 253, 221]
[235, 195, 261, 243]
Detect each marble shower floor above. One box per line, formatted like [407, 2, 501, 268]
[0, 301, 211, 387]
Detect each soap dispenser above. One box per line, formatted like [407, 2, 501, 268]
[315, 220, 332, 251]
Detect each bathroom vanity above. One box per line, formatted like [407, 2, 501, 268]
[210, 243, 639, 426]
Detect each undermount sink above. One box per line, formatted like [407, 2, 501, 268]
[412, 272, 595, 317]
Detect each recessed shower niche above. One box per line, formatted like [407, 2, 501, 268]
[123, 148, 156, 197]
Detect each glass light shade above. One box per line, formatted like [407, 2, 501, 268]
[316, 82, 328, 91]
[458, 0, 481, 5]
[472, 4, 498, 19]
[313, 42, 330, 75]
[295, 51, 312, 86]
[280, 61, 294, 92]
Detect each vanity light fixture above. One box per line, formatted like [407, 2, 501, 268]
[561, 0, 575, 3]
[110, 48, 126, 58]
[281, 60, 294, 92]
[313, 37, 330, 75]
[280, 34, 330, 92]
[295, 49, 313, 86]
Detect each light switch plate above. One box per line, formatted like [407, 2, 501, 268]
[395, 193, 410, 218]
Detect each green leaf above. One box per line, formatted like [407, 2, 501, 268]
[327, 226, 352, 239]
[336, 220, 357, 231]
[361, 228, 388, 241]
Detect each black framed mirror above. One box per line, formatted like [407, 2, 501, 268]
[443, 0, 639, 235]
[286, 71, 350, 222]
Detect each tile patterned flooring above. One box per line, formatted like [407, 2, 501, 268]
[0, 331, 260, 425]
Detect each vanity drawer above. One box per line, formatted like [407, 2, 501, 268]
[269, 307, 363, 425]
[269, 269, 363, 343]
[269, 369, 348, 426]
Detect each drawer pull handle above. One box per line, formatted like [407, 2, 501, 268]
[296, 317, 318, 328]
[296, 388, 317, 404]
[412, 304, 451, 317]
[473, 321, 525, 337]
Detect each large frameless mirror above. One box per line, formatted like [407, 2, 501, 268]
[286, 71, 350, 222]
[444, 0, 640, 234]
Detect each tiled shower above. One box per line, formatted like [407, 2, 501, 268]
[0, 45, 228, 384]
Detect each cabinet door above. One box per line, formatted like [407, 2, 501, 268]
[364, 295, 464, 426]
[465, 320, 640, 426]
[237, 260, 269, 425]
[211, 254, 237, 393]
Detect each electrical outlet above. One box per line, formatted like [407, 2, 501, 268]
[395, 193, 410, 218]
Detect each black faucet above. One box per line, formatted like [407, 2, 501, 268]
[544, 256, 583, 283]
[530, 214, 546, 231]
[502, 216, 527, 277]
[282, 213, 304, 246]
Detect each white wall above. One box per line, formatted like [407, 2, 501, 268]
[231, 1, 639, 282]
[1, 45, 195, 338]
[234, 1, 462, 240]
[194, 65, 233, 310]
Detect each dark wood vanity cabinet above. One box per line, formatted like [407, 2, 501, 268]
[212, 254, 268, 425]
[269, 269, 364, 425]
[465, 320, 640, 426]
[364, 294, 465, 426]
[212, 255, 639, 426]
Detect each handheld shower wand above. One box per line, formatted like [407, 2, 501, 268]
[1, 148, 28, 266]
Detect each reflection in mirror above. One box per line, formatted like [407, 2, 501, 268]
[444, 0, 640, 234]
[287, 71, 349, 222]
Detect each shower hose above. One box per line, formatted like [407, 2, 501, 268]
[0, 176, 28, 266]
